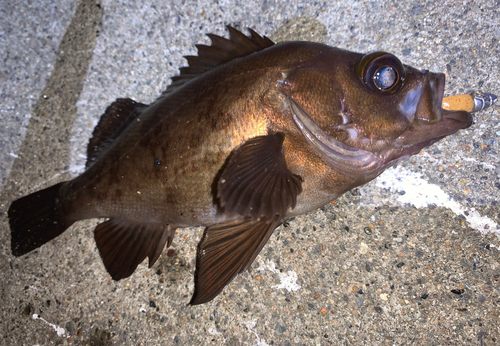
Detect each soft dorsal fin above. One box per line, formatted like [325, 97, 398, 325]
[165, 26, 274, 93]
[86, 98, 147, 168]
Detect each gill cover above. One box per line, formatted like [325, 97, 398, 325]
[287, 96, 388, 176]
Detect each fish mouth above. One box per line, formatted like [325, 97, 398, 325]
[393, 73, 473, 161]
[399, 72, 473, 127]
[435, 73, 472, 127]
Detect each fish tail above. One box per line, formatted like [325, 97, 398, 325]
[8, 182, 73, 256]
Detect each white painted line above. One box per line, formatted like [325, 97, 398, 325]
[375, 166, 499, 238]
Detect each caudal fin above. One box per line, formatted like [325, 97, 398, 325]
[8, 182, 73, 256]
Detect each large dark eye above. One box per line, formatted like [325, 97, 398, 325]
[355, 52, 405, 94]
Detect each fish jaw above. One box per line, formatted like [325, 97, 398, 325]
[287, 96, 386, 176]
[288, 70, 473, 178]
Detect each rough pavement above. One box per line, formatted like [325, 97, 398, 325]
[1, 0, 499, 345]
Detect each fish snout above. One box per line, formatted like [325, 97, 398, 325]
[413, 72, 446, 123]
[415, 72, 472, 129]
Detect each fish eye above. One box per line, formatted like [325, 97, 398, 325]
[373, 66, 397, 90]
[356, 52, 405, 94]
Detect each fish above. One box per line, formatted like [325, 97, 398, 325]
[8, 26, 495, 305]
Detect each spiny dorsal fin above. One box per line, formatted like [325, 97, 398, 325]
[86, 98, 147, 168]
[165, 26, 274, 94]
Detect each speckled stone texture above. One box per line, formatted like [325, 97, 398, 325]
[1, 0, 499, 345]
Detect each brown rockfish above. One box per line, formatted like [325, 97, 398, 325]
[9, 26, 485, 305]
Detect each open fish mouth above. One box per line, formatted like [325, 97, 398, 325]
[398, 72, 473, 127]
[394, 73, 473, 158]
[392, 73, 473, 162]
[435, 73, 473, 127]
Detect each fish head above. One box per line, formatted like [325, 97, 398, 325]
[281, 46, 473, 178]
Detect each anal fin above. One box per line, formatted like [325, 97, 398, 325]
[94, 219, 176, 280]
[190, 216, 280, 305]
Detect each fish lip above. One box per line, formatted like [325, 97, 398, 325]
[441, 109, 473, 127]
[437, 73, 446, 107]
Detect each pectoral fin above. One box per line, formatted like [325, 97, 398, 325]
[94, 219, 176, 280]
[191, 133, 302, 304]
[217, 133, 303, 221]
[190, 216, 280, 305]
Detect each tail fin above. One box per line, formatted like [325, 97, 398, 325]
[8, 182, 73, 256]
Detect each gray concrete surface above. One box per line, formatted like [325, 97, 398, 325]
[1, 0, 499, 345]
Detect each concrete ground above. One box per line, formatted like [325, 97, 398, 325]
[1, 0, 499, 345]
